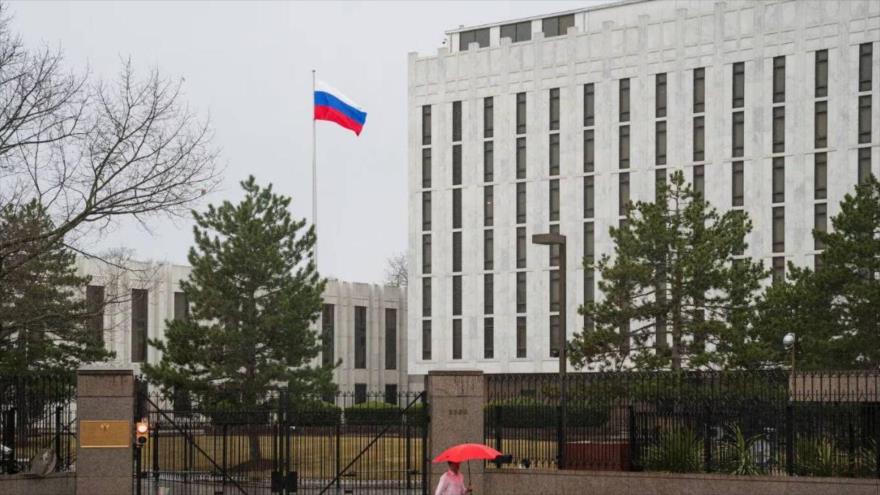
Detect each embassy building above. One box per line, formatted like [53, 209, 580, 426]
[406, 0, 879, 375]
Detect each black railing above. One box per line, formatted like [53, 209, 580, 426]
[486, 371, 880, 478]
[0, 373, 77, 475]
[135, 388, 428, 494]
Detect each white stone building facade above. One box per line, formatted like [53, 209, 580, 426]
[406, 0, 879, 376]
[77, 259, 412, 393]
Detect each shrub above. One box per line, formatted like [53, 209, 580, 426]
[288, 400, 342, 426]
[484, 397, 609, 429]
[641, 428, 703, 473]
[344, 401, 403, 425]
[719, 424, 766, 476]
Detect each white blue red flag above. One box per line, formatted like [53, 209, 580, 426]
[313, 80, 367, 136]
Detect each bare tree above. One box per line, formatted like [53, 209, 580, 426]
[0, 6, 220, 283]
[383, 252, 407, 287]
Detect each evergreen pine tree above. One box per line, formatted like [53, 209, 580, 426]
[144, 176, 334, 462]
[570, 171, 765, 371]
[0, 201, 112, 373]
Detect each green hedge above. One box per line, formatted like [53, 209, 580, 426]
[288, 400, 342, 426]
[344, 401, 427, 426]
[485, 398, 609, 429]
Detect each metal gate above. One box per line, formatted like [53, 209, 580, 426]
[133, 384, 428, 495]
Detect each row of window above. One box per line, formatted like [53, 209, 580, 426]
[459, 14, 575, 51]
[321, 304, 399, 371]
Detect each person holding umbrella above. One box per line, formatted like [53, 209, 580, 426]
[433, 443, 503, 495]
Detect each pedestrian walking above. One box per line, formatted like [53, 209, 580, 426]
[434, 461, 472, 495]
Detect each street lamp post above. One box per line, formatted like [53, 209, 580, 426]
[532, 232, 567, 468]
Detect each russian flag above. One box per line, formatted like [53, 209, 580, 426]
[314, 80, 367, 136]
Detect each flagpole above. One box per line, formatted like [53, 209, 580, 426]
[311, 69, 318, 271]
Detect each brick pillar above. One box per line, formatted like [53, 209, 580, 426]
[426, 370, 485, 494]
[76, 365, 135, 495]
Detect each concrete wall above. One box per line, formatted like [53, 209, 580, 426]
[0, 473, 75, 495]
[484, 468, 880, 495]
[407, 0, 880, 376]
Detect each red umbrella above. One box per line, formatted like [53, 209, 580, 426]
[433, 443, 502, 463]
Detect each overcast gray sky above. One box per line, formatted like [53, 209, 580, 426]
[11, 0, 608, 284]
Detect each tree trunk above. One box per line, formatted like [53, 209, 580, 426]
[248, 430, 262, 463]
[671, 272, 683, 370]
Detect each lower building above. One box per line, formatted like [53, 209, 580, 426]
[76, 258, 414, 394]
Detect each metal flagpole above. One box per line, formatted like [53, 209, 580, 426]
[312, 69, 318, 270]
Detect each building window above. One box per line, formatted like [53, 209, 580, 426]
[693, 165, 705, 198]
[542, 14, 574, 38]
[773, 107, 785, 153]
[516, 316, 527, 358]
[732, 111, 744, 157]
[772, 257, 785, 283]
[619, 125, 630, 169]
[422, 320, 432, 360]
[516, 227, 526, 269]
[549, 314, 560, 357]
[86, 285, 104, 342]
[773, 56, 785, 103]
[584, 83, 595, 127]
[814, 153, 827, 200]
[814, 203, 827, 251]
[422, 192, 431, 231]
[815, 50, 828, 98]
[385, 308, 397, 370]
[422, 234, 432, 274]
[422, 148, 431, 188]
[619, 172, 630, 216]
[131, 288, 148, 363]
[452, 319, 463, 360]
[173, 291, 189, 322]
[732, 162, 744, 207]
[694, 68, 705, 113]
[484, 273, 494, 315]
[452, 231, 462, 272]
[549, 133, 560, 175]
[501, 21, 531, 43]
[583, 129, 594, 173]
[772, 207, 785, 253]
[732, 62, 745, 109]
[516, 182, 526, 224]
[484, 229, 494, 270]
[452, 188, 462, 229]
[321, 304, 334, 367]
[516, 92, 527, 134]
[484, 318, 494, 359]
[859, 148, 872, 185]
[483, 185, 494, 226]
[859, 95, 872, 144]
[584, 271, 595, 331]
[422, 278, 431, 317]
[772, 157, 785, 204]
[656, 73, 667, 118]
[459, 28, 489, 51]
[815, 101, 827, 149]
[484, 141, 494, 183]
[452, 144, 462, 186]
[550, 270, 560, 313]
[549, 179, 560, 222]
[693, 116, 705, 162]
[619, 78, 630, 122]
[452, 101, 462, 142]
[452, 275, 462, 316]
[484, 96, 494, 138]
[655, 168, 667, 202]
[354, 383, 367, 404]
[860, 43, 873, 92]
[584, 176, 595, 219]
[384, 384, 398, 405]
[516, 272, 526, 313]
[422, 105, 431, 145]
[655, 121, 667, 165]
[549, 88, 560, 131]
[354, 306, 367, 369]
[584, 221, 595, 263]
[516, 137, 526, 179]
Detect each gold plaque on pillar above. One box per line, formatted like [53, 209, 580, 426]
[79, 420, 130, 448]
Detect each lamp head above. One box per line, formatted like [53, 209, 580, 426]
[782, 332, 796, 350]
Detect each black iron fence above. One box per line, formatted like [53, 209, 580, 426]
[0, 373, 77, 475]
[134, 387, 428, 495]
[485, 371, 880, 478]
